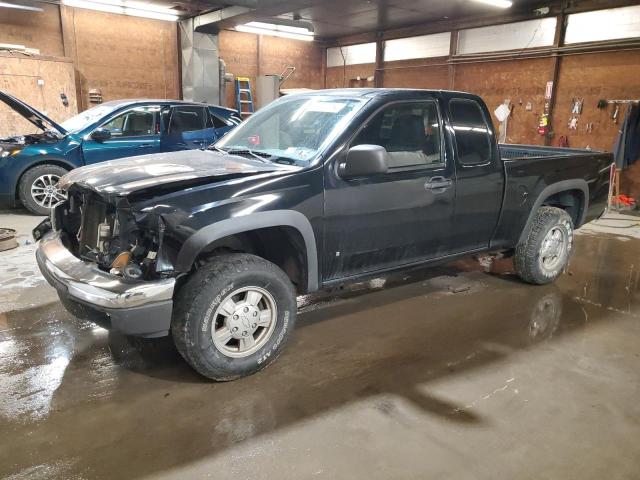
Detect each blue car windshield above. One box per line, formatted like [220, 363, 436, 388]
[60, 104, 119, 133]
[215, 95, 366, 165]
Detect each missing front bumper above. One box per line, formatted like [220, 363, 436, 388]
[36, 230, 176, 337]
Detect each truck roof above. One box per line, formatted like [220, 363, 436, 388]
[295, 88, 477, 99]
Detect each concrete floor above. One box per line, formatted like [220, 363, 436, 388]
[1, 210, 639, 479]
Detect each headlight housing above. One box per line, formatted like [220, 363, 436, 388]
[0, 147, 23, 158]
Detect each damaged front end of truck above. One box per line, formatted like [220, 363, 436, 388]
[47, 186, 178, 281]
[33, 185, 180, 338]
[33, 148, 289, 337]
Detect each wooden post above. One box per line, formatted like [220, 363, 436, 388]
[546, 3, 567, 146]
[448, 29, 458, 90]
[374, 34, 384, 88]
[59, 5, 84, 111]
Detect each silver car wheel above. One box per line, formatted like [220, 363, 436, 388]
[211, 286, 277, 358]
[31, 174, 66, 209]
[539, 226, 567, 271]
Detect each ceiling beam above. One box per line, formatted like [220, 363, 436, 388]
[330, 4, 564, 46]
[201, 0, 257, 7]
[328, 0, 640, 46]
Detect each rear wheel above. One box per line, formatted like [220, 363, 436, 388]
[171, 253, 297, 381]
[515, 206, 574, 285]
[18, 164, 68, 215]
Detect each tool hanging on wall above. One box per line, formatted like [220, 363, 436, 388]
[607, 99, 640, 124]
[612, 104, 620, 124]
[557, 135, 569, 147]
[494, 100, 511, 143]
[571, 98, 583, 115]
[568, 116, 578, 130]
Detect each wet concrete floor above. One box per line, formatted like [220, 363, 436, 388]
[1, 231, 639, 479]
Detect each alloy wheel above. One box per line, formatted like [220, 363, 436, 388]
[211, 286, 278, 358]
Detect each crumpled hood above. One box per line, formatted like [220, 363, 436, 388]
[58, 149, 295, 196]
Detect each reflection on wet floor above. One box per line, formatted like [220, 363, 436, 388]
[1, 232, 639, 479]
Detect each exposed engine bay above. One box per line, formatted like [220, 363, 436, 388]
[52, 186, 176, 280]
[1, 131, 62, 145]
[0, 131, 62, 157]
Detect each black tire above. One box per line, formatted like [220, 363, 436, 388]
[171, 253, 297, 381]
[514, 206, 574, 285]
[18, 164, 68, 215]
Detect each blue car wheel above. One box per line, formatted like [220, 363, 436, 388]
[18, 164, 68, 215]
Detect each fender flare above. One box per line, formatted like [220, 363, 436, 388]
[175, 210, 319, 291]
[518, 179, 589, 244]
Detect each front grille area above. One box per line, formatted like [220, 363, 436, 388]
[54, 186, 165, 279]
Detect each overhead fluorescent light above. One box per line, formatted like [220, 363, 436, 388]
[61, 0, 179, 21]
[471, 0, 513, 8]
[0, 1, 43, 11]
[236, 21, 314, 41]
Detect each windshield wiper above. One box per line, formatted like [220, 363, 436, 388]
[214, 146, 270, 163]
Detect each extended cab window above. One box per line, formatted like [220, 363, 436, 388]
[449, 99, 492, 166]
[352, 101, 443, 169]
[168, 106, 206, 134]
[101, 106, 159, 137]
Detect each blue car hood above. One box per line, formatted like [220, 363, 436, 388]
[58, 149, 297, 197]
[0, 90, 67, 136]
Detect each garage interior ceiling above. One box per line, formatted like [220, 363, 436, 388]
[67, 0, 553, 39]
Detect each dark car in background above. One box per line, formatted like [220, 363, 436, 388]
[0, 91, 241, 214]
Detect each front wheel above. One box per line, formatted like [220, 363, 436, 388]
[171, 253, 297, 381]
[18, 164, 68, 215]
[515, 206, 574, 285]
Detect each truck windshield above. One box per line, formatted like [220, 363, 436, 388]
[215, 95, 366, 165]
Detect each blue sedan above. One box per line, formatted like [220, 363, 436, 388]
[0, 91, 241, 214]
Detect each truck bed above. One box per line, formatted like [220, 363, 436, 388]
[490, 144, 613, 251]
[499, 144, 598, 160]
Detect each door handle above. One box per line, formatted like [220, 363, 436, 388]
[139, 144, 154, 148]
[424, 176, 453, 192]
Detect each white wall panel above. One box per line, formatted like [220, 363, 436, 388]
[327, 43, 376, 67]
[458, 18, 557, 54]
[565, 6, 640, 44]
[384, 32, 451, 61]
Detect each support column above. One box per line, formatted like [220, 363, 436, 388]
[448, 29, 458, 90]
[59, 5, 84, 111]
[546, 5, 567, 146]
[374, 34, 384, 88]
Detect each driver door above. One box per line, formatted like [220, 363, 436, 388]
[82, 105, 161, 164]
[323, 99, 456, 281]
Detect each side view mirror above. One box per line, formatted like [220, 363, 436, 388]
[338, 144, 389, 179]
[91, 128, 112, 142]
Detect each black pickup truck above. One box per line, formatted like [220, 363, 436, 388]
[34, 89, 612, 380]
